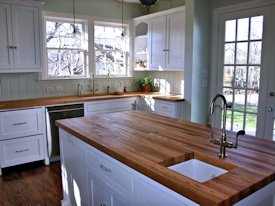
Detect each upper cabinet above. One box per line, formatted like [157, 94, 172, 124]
[0, 0, 42, 73]
[133, 7, 185, 71]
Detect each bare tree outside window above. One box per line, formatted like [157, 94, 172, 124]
[46, 19, 87, 78]
[94, 23, 129, 76]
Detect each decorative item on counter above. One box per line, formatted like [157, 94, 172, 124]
[153, 79, 160, 92]
[136, 59, 147, 68]
[114, 82, 124, 95]
[136, 75, 153, 92]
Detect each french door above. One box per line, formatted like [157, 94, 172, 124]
[214, 4, 275, 141]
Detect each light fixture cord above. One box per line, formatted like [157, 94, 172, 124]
[121, 0, 125, 37]
[73, 0, 76, 34]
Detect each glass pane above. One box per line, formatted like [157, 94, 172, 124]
[48, 49, 84, 76]
[46, 35, 82, 49]
[237, 18, 249, 41]
[236, 42, 248, 64]
[234, 89, 246, 111]
[94, 25, 105, 37]
[235, 66, 247, 88]
[247, 66, 260, 89]
[225, 20, 236, 42]
[223, 88, 233, 104]
[249, 41, 262, 64]
[46, 21, 83, 36]
[245, 114, 257, 136]
[223, 66, 234, 87]
[226, 109, 232, 130]
[247, 90, 259, 113]
[233, 111, 244, 131]
[250, 16, 263, 40]
[224, 43, 235, 64]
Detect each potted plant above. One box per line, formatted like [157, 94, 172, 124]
[137, 75, 153, 92]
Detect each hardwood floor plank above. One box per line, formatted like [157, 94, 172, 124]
[0, 161, 62, 206]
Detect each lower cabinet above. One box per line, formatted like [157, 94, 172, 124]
[154, 100, 183, 119]
[59, 129, 88, 206]
[59, 129, 197, 206]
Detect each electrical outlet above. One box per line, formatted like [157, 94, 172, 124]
[46, 86, 54, 93]
[56, 86, 64, 91]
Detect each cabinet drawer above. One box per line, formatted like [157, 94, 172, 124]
[155, 101, 174, 117]
[84, 98, 136, 116]
[0, 134, 44, 168]
[0, 108, 43, 140]
[87, 147, 133, 192]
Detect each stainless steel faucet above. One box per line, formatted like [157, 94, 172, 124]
[210, 94, 245, 158]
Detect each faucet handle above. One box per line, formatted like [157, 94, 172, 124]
[233, 130, 245, 148]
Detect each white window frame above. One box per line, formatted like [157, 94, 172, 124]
[41, 11, 133, 80]
[94, 21, 130, 78]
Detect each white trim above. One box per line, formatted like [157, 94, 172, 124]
[41, 11, 133, 80]
[133, 6, 185, 21]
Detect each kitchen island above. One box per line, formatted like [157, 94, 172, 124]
[56, 111, 275, 206]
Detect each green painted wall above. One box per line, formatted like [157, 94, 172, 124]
[43, 0, 143, 19]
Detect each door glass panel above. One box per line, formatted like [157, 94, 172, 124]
[250, 16, 263, 40]
[249, 41, 262, 64]
[247, 66, 260, 89]
[246, 113, 257, 136]
[237, 18, 249, 41]
[234, 89, 246, 111]
[223, 66, 234, 87]
[224, 43, 235, 64]
[233, 111, 244, 131]
[236, 42, 248, 64]
[223, 15, 263, 135]
[235, 66, 247, 88]
[225, 20, 236, 42]
[247, 90, 259, 113]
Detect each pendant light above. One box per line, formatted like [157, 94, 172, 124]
[121, 0, 126, 37]
[140, 0, 158, 14]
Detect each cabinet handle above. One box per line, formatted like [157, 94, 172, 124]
[163, 49, 169, 52]
[15, 149, 29, 153]
[8, 46, 17, 49]
[162, 106, 168, 109]
[100, 204, 106, 206]
[13, 122, 28, 126]
[100, 164, 112, 173]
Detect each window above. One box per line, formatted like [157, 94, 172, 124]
[45, 17, 88, 78]
[94, 22, 129, 77]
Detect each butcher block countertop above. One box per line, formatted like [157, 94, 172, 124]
[56, 111, 275, 206]
[0, 92, 184, 110]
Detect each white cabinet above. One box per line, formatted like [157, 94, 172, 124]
[59, 130, 198, 206]
[154, 100, 183, 119]
[84, 98, 137, 117]
[0, 107, 48, 175]
[148, 11, 185, 71]
[133, 6, 185, 71]
[0, 0, 42, 73]
[59, 129, 88, 206]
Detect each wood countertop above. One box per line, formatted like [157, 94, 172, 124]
[56, 111, 275, 206]
[0, 92, 184, 110]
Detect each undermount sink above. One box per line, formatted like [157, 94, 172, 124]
[168, 159, 228, 183]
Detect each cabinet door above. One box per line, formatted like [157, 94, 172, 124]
[166, 11, 185, 69]
[148, 16, 166, 69]
[11, 5, 40, 70]
[0, 3, 13, 70]
[88, 171, 108, 206]
[107, 183, 132, 206]
[60, 132, 88, 206]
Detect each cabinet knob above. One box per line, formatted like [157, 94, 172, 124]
[269, 91, 275, 97]
[163, 49, 169, 52]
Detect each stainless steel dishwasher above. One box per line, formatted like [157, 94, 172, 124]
[46, 104, 84, 162]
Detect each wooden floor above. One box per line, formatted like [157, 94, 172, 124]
[0, 161, 62, 206]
